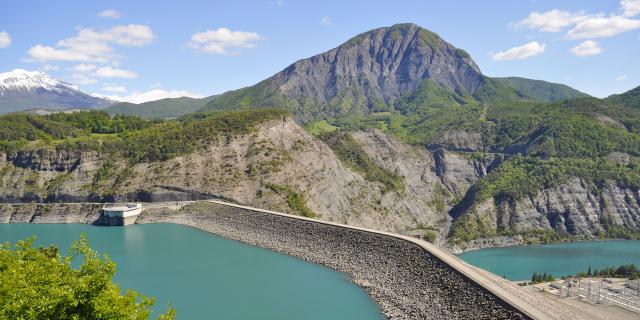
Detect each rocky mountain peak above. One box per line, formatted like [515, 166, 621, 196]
[0, 69, 75, 95]
[0, 69, 114, 113]
[267, 23, 484, 107]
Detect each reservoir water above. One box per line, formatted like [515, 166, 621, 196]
[459, 240, 640, 281]
[0, 223, 384, 320]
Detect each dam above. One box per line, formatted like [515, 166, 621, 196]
[100, 203, 142, 226]
[0, 200, 605, 320]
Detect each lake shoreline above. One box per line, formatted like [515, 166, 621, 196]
[453, 235, 635, 255]
[0, 202, 530, 319]
[136, 202, 531, 320]
[459, 239, 640, 281]
[1, 201, 612, 320]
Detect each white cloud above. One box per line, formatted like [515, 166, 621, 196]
[492, 41, 546, 61]
[98, 9, 121, 19]
[570, 40, 603, 57]
[94, 66, 138, 78]
[41, 64, 59, 71]
[0, 31, 11, 48]
[622, 0, 640, 17]
[70, 63, 97, 73]
[27, 24, 154, 62]
[71, 73, 98, 85]
[616, 75, 628, 81]
[102, 89, 204, 104]
[275, 0, 285, 6]
[102, 84, 127, 92]
[567, 15, 640, 39]
[188, 27, 263, 55]
[517, 3, 640, 41]
[28, 45, 94, 62]
[320, 16, 333, 26]
[516, 10, 589, 32]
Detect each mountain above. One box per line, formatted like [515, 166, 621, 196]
[104, 96, 216, 119]
[0, 69, 113, 114]
[493, 77, 590, 103]
[2, 23, 639, 252]
[605, 85, 640, 109]
[203, 23, 490, 121]
[202, 23, 585, 121]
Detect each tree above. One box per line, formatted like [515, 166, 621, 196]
[0, 235, 175, 320]
[531, 272, 539, 283]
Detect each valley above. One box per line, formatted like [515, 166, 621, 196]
[2, 23, 640, 252]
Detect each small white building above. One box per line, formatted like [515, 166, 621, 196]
[101, 203, 142, 226]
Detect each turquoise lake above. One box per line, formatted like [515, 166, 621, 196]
[0, 223, 384, 320]
[459, 240, 640, 281]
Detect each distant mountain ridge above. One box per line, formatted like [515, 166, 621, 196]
[606, 85, 640, 109]
[0, 24, 593, 119]
[104, 96, 216, 119]
[0, 69, 114, 114]
[204, 23, 486, 120]
[493, 77, 590, 103]
[201, 23, 590, 121]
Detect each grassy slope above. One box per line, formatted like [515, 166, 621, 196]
[493, 77, 590, 102]
[605, 85, 640, 109]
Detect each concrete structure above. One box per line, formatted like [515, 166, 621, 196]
[101, 203, 142, 226]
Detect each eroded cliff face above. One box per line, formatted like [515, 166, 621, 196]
[0, 120, 486, 237]
[5, 119, 637, 248]
[450, 177, 640, 252]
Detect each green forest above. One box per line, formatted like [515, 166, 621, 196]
[0, 109, 288, 163]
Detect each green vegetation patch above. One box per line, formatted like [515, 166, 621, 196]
[0, 109, 289, 164]
[306, 120, 338, 135]
[0, 236, 175, 319]
[576, 264, 640, 279]
[322, 131, 405, 194]
[493, 77, 590, 103]
[265, 183, 316, 218]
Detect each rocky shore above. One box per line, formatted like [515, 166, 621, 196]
[137, 202, 528, 320]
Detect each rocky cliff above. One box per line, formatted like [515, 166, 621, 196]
[450, 177, 640, 252]
[3, 116, 639, 248]
[0, 119, 487, 238]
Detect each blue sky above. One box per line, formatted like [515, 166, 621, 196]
[1, 0, 639, 101]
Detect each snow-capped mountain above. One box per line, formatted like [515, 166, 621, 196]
[0, 69, 114, 114]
